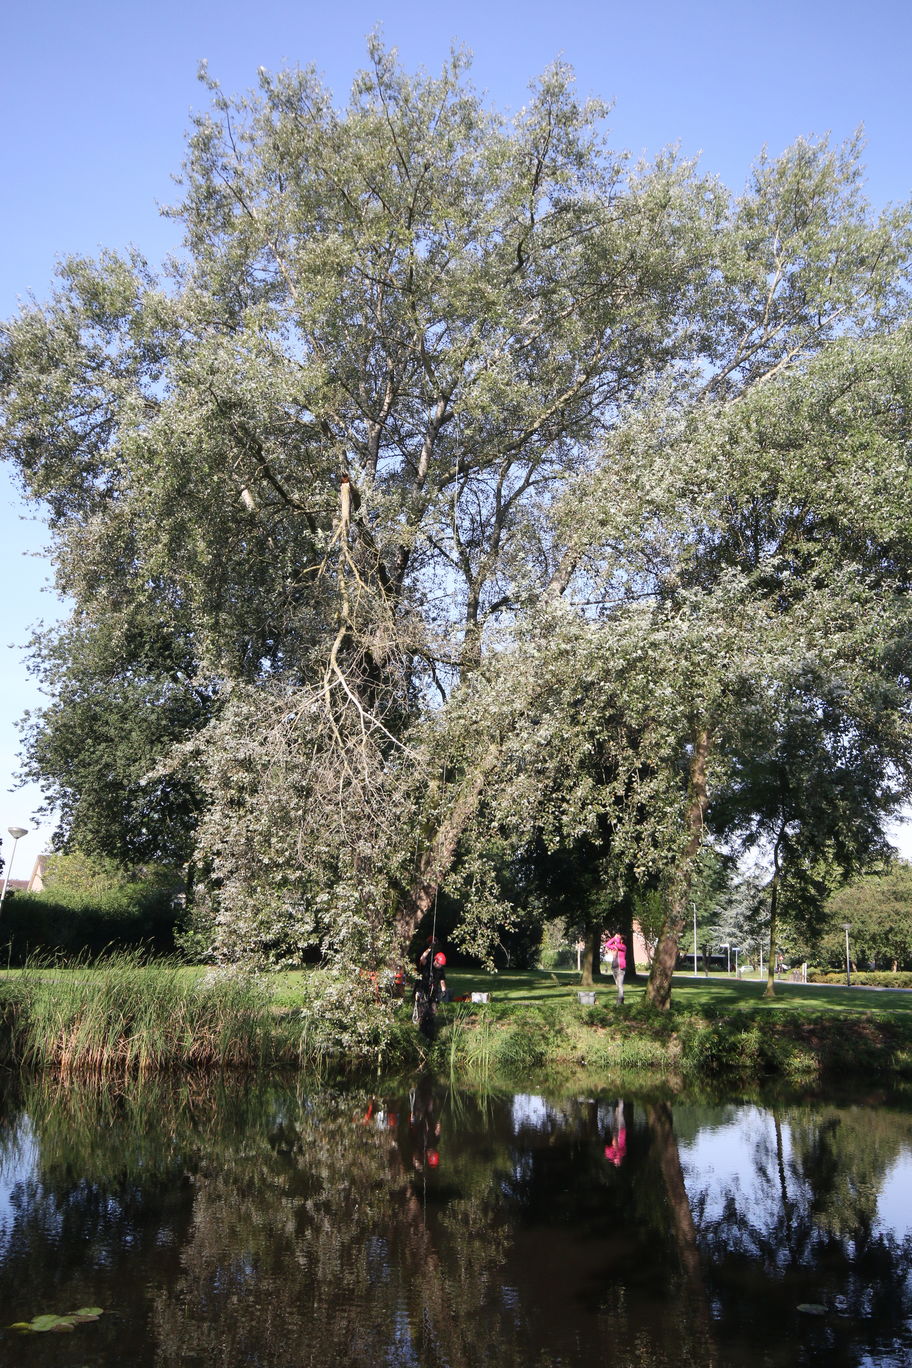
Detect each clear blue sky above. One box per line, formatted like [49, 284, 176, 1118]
[1, 0, 911, 874]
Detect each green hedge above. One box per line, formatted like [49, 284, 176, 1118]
[0, 884, 180, 962]
[808, 970, 912, 989]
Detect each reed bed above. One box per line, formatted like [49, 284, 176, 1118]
[0, 954, 423, 1077]
[0, 954, 282, 1076]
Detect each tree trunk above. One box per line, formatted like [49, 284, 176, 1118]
[579, 926, 603, 986]
[764, 878, 780, 998]
[764, 829, 785, 999]
[646, 728, 712, 1010]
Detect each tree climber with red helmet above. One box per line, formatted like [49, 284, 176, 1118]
[417, 937, 448, 1005]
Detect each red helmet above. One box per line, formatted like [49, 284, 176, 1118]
[433, 952, 446, 967]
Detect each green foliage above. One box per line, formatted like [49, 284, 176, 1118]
[3, 43, 912, 987]
[707, 873, 770, 968]
[493, 1006, 556, 1074]
[1, 853, 183, 961]
[677, 1013, 776, 1080]
[810, 970, 912, 987]
[819, 861, 912, 969]
[18, 615, 207, 865]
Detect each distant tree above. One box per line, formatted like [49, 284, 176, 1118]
[820, 862, 912, 970]
[709, 872, 769, 971]
[710, 660, 902, 996]
[19, 615, 208, 865]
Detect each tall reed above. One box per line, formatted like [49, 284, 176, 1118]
[437, 1004, 503, 1086]
[0, 953, 280, 1076]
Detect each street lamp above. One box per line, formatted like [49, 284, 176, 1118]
[843, 922, 852, 989]
[0, 826, 29, 917]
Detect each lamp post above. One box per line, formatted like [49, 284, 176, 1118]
[843, 922, 852, 989]
[0, 826, 29, 917]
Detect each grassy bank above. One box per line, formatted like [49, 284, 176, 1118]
[420, 972, 912, 1093]
[439, 969, 912, 1087]
[2, 959, 912, 1086]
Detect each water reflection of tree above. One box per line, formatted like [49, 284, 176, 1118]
[0, 1078, 715, 1367]
[0, 1076, 216, 1364]
[685, 1102, 912, 1365]
[488, 1094, 721, 1368]
[644, 1102, 718, 1367]
[148, 1079, 525, 1368]
[3, 1079, 912, 1367]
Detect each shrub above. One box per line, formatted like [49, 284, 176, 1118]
[494, 1008, 554, 1074]
[286, 971, 419, 1073]
[808, 970, 912, 988]
[539, 945, 578, 970]
[678, 1013, 784, 1080]
[1, 861, 183, 961]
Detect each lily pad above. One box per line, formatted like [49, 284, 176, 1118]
[8, 1307, 105, 1333]
[27, 1314, 70, 1332]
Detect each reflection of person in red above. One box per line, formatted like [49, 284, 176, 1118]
[361, 1099, 399, 1132]
[603, 933, 627, 1003]
[604, 1101, 627, 1167]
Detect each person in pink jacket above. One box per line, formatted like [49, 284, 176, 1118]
[603, 934, 627, 1003]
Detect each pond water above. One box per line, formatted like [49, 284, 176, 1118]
[0, 1075, 911, 1367]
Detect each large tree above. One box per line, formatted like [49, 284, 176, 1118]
[0, 44, 723, 961]
[539, 325, 912, 1006]
[3, 46, 912, 974]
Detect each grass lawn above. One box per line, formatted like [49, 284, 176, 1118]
[4, 962, 912, 1020]
[440, 968, 912, 1018]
